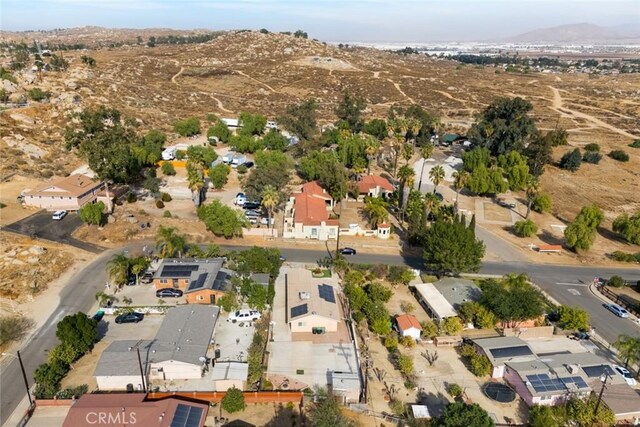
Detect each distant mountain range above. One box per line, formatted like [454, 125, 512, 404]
[503, 23, 640, 44]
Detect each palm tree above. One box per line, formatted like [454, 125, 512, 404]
[107, 252, 130, 288]
[429, 165, 445, 194]
[130, 256, 149, 285]
[613, 335, 640, 371]
[155, 226, 186, 258]
[408, 118, 422, 147]
[397, 165, 415, 210]
[417, 143, 434, 191]
[364, 136, 380, 175]
[261, 185, 279, 230]
[525, 176, 540, 219]
[423, 193, 440, 225]
[363, 196, 389, 229]
[402, 144, 414, 165]
[452, 170, 469, 209]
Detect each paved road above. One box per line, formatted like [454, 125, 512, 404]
[2, 242, 639, 425]
[2, 211, 106, 254]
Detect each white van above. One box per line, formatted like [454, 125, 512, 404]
[222, 151, 235, 164]
[52, 210, 68, 220]
[231, 154, 247, 168]
[162, 147, 177, 161]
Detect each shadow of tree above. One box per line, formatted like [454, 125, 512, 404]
[263, 403, 302, 427]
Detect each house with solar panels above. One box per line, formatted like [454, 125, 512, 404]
[287, 280, 340, 334]
[152, 258, 233, 305]
[473, 336, 537, 378]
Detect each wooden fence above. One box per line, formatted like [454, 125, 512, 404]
[597, 285, 640, 317]
[147, 390, 304, 404]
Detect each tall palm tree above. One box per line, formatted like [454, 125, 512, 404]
[364, 136, 380, 175]
[261, 185, 279, 230]
[452, 170, 469, 209]
[402, 144, 414, 165]
[417, 143, 434, 191]
[525, 176, 540, 219]
[408, 118, 422, 147]
[155, 226, 186, 258]
[363, 196, 389, 229]
[614, 335, 640, 371]
[429, 165, 445, 194]
[397, 165, 415, 210]
[396, 118, 409, 141]
[107, 252, 130, 288]
[423, 193, 440, 225]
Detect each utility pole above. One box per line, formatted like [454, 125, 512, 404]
[592, 369, 610, 427]
[134, 343, 146, 393]
[2, 351, 33, 407]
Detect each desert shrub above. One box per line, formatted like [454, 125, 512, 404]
[396, 353, 414, 376]
[384, 335, 398, 351]
[460, 344, 477, 358]
[56, 384, 88, 399]
[175, 149, 186, 160]
[0, 315, 35, 347]
[559, 148, 581, 172]
[420, 321, 439, 338]
[28, 87, 49, 101]
[163, 210, 172, 218]
[161, 192, 172, 202]
[400, 302, 416, 313]
[126, 192, 137, 203]
[399, 336, 416, 348]
[389, 399, 406, 417]
[608, 150, 629, 162]
[369, 263, 389, 278]
[608, 275, 625, 288]
[582, 151, 602, 164]
[514, 219, 538, 237]
[584, 143, 600, 152]
[0, 202, 6, 209]
[161, 162, 176, 175]
[629, 139, 640, 148]
[447, 383, 463, 398]
[236, 164, 248, 174]
[155, 200, 164, 209]
[612, 212, 640, 245]
[469, 354, 492, 376]
[610, 251, 640, 263]
[173, 117, 201, 136]
[41, 169, 54, 178]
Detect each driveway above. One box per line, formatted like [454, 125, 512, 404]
[2, 211, 105, 253]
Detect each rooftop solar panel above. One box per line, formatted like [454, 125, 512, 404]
[526, 373, 590, 394]
[188, 273, 209, 291]
[170, 404, 204, 427]
[290, 304, 308, 318]
[212, 271, 229, 291]
[163, 264, 199, 272]
[583, 365, 615, 378]
[318, 284, 336, 304]
[489, 345, 533, 359]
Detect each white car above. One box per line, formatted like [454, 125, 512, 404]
[605, 303, 629, 318]
[52, 210, 68, 220]
[227, 309, 261, 323]
[614, 365, 637, 386]
[260, 217, 274, 225]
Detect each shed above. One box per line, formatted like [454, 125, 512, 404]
[211, 361, 249, 391]
[395, 314, 422, 340]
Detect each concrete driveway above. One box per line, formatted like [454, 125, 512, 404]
[2, 211, 105, 253]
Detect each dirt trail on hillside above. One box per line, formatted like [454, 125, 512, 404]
[548, 86, 639, 139]
[234, 70, 277, 93]
[433, 89, 468, 105]
[387, 78, 415, 103]
[171, 66, 184, 84]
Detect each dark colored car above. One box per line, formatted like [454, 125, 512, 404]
[115, 312, 144, 324]
[243, 202, 261, 210]
[339, 247, 357, 255]
[156, 288, 183, 298]
[244, 161, 254, 169]
[91, 310, 105, 322]
[434, 192, 444, 202]
[125, 276, 136, 286]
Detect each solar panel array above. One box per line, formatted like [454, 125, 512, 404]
[170, 404, 204, 427]
[489, 345, 533, 359]
[212, 271, 229, 291]
[187, 273, 209, 291]
[318, 284, 336, 304]
[291, 304, 308, 318]
[160, 264, 199, 278]
[526, 373, 589, 394]
[583, 365, 615, 378]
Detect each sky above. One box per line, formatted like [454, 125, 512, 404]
[1, 0, 639, 42]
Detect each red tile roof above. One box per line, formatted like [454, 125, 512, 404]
[301, 181, 332, 201]
[396, 314, 422, 331]
[358, 175, 394, 193]
[294, 193, 330, 226]
[62, 394, 208, 427]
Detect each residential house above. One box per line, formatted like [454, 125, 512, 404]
[357, 175, 394, 200]
[21, 174, 105, 211]
[62, 394, 208, 427]
[94, 306, 219, 390]
[412, 282, 458, 323]
[211, 361, 249, 391]
[221, 118, 240, 129]
[152, 258, 232, 305]
[287, 278, 340, 333]
[473, 336, 536, 378]
[433, 277, 483, 311]
[395, 314, 422, 340]
[283, 181, 339, 241]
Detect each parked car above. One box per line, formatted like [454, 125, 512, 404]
[244, 161, 254, 169]
[115, 312, 144, 324]
[140, 272, 154, 284]
[228, 309, 261, 323]
[434, 192, 444, 202]
[125, 276, 136, 286]
[279, 255, 286, 261]
[156, 288, 183, 298]
[605, 303, 629, 318]
[614, 365, 637, 386]
[91, 310, 105, 322]
[245, 210, 261, 218]
[242, 201, 261, 210]
[339, 247, 357, 255]
[52, 210, 68, 220]
[260, 217, 274, 225]
[247, 218, 257, 224]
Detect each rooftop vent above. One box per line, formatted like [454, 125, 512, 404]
[299, 291, 311, 300]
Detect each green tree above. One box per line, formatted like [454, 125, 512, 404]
[609, 150, 630, 162]
[480, 274, 544, 328]
[532, 193, 552, 214]
[362, 196, 389, 229]
[397, 164, 416, 208]
[514, 219, 538, 237]
[467, 97, 537, 156]
[187, 145, 217, 167]
[218, 292, 239, 312]
[452, 170, 469, 208]
[261, 185, 279, 229]
[429, 165, 445, 193]
[298, 151, 348, 201]
[335, 91, 366, 133]
[197, 200, 247, 238]
[80, 55, 96, 67]
[229, 134, 265, 154]
[613, 334, 640, 369]
[207, 121, 231, 143]
[582, 151, 603, 164]
[547, 128, 568, 146]
[173, 117, 201, 136]
[221, 386, 245, 414]
[308, 390, 355, 427]
[497, 150, 530, 191]
[396, 353, 414, 376]
[559, 148, 582, 172]
[564, 204, 604, 252]
[525, 132, 553, 176]
[56, 312, 98, 355]
[436, 402, 494, 427]
[238, 112, 267, 136]
[557, 305, 589, 331]
[161, 162, 176, 176]
[469, 354, 492, 377]
[423, 215, 485, 274]
[155, 226, 187, 258]
[48, 342, 80, 366]
[244, 151, 293, 200]
[208, 163, 230, 189]
[528, 405, 561, 427]
[462, 147, 491, 172]
[441, 316, 463, 335]
[612, 212, 640, 245]
[49, 54, 69, 71]
[34, 359, 67, 398]
[107, 252, 130, 287]
[277, 99, 318, 141]
[565, 395, 615, 427]
[78, 201, 105, 226]
[364, 118, 388, 140]
[262, 128, 288, 151]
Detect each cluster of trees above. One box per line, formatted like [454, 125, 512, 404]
[197, 200, 248, 238]
[174, 117, 201, 137]
[78, 201, 106, 226]
[564, 204, 604, 252]
[528, 396, 615, 427]
[480, 274, 545, 328]
[460, 343, 493, 377]
[34, 313, 98, 398]
[144, 33, 220, 47]
[244, 150, 293, 201]
[343, 273, 393, 336]
[107, 252, 150, 288]
[613, 212, 640, 245]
